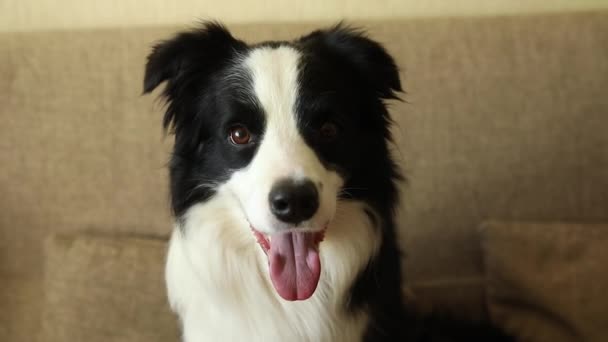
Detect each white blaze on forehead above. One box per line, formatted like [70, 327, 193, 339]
[245, 46, 301, 144]
[234, 45, 343, 234]
[243, 45, 321, 190]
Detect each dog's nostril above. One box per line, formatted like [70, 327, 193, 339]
[272, 198, 289, 212]
[269, 179, 319, 224]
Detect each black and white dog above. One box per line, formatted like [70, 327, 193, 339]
[144, 22, 513, 342]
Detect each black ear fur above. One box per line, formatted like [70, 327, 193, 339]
[143, 22, 246, 131]
[143, 21, 244, 94]
[300, 23, 402, 100]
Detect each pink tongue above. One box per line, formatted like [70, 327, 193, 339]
[268, 231, 321, 301]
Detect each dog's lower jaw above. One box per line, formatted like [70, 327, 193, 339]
[165, 198, 380, 342]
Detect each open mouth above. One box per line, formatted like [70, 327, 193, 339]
[251, 226, 326, 301]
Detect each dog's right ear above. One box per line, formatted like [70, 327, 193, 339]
[143, 22, 245, 94]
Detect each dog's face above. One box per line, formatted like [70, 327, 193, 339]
[144, 23, 400, 301]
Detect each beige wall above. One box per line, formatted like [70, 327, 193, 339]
[2, 0, 608, 32]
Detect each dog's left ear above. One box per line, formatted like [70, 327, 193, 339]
[299, 24, 402, 100]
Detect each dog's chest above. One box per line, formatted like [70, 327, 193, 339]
[179, 289, 368, 341]
[166, 201, 379, 342]
[168, 241, 369, 341]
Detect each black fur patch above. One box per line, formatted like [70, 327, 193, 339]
[144, 23, 264, 216]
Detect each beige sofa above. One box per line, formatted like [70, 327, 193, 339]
[1, 11, 607, 342]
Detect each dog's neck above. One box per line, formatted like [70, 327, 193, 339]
[165, 194, 380, 341]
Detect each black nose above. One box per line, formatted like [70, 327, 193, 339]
[269, 179, 319, 224]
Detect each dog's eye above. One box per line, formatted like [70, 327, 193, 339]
[229, 125, 251, 145]
[319, 122, 339, 142]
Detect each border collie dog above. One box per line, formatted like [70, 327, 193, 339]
[144, 22, 513, 342]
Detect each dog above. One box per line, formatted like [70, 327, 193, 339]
[143, 22, 513, 342]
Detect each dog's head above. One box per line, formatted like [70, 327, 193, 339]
[144, 22, 401, 301]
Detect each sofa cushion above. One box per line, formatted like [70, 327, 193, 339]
[481, 222, 608, 342]
[41, 234, 178, 342]
[41, 232, 490, 341]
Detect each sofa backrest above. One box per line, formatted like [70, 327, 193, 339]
[1, 11, 607, 340]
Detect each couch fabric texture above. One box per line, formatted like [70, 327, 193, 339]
[482, 222, 608, 342]
[1, 11, 607, 341]
[41, 235, 178, 342]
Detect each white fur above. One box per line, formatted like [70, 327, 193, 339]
[166, 192, 379, 341]
[165, 46, 381, 341]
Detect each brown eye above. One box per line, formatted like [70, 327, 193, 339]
[229, 125, 251, 145]
[319, 122, 339, 141]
